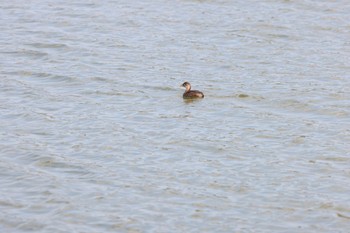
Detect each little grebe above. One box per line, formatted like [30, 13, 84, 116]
[181, 82, 204, 99]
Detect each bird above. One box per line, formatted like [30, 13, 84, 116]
[181, 82, 204, 99]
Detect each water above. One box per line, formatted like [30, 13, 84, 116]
[1, 0, 350, 232]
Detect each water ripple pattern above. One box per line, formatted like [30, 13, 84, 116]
[1, 1, 350, 232]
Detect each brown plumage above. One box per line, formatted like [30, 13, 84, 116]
[181, 82, 204, 99]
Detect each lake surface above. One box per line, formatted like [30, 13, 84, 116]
[1, 0, 350, 232]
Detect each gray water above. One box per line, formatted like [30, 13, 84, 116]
[1, 1, 350, 232]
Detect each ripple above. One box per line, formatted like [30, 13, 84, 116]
[26, 43, 69, 49]
[1, 49, 48, 58]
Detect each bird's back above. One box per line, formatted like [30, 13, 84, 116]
[183, 90, 204, 99]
